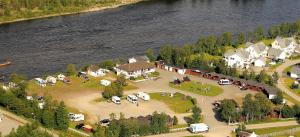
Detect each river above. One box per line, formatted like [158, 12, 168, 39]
[0, 0, 300, 78]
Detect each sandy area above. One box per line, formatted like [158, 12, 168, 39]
[0, 115, 22, 135]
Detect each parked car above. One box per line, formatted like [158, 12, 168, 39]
[189, 123, 209, 133]
[218, 79, 231, 85]
[127, 94, 138, 104]
[137, 92, 150, 101]
[112, 96, 121, 104]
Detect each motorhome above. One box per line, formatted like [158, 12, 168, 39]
[218, 79, 231, 85]
[69, 113, 85, 121]
[112, 96, 121, 104]
[189, 123, 209, 133]
[100, 79, 111, 86]
[137, 92, 150, 101]
[127, 94, 138, 104]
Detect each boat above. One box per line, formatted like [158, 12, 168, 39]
[0, 60, 12, 68]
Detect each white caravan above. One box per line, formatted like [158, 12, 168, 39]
[218, 79, 231, 85]
[189, 123, 209, 133]
[111, 96, 121, 104]
[137, 92, 150, 101]
[127, 94, 138, 104]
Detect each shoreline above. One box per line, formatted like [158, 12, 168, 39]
[0, 0, 144, 25]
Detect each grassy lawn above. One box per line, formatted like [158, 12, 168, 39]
[283, 92, 300, 106]
[249, 125, 300, 135]
[260, 39, 274, 46]
[268, 62, 283, 71]
[149, 92, 195, 113]
[283, 78, 300, 96]
[171, 124, 188, 129]
[184, 136, 204, 137]
[169, 81, 223, 97]
[246, 117, 295, 125]
[27, 74, 137, 95]
[283, 66, 293, 74]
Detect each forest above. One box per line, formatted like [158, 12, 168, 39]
[0, 0, 120, 22]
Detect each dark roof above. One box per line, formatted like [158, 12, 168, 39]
[117, 62, 155, 72]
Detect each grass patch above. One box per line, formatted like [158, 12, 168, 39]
[283, 66, 293, 74]
[184, 136, 204, 137]
[171, 124, 188, 129]
[283, 92, 300, 106]
[260, 39, 274, 46]
[283, 78, 300, 96]
[27, 75, 137, 95]
[149, 92, 195, 113]
[249, 125, 300, 135]
[268, 62, 283, 70]
[169, 81, 223, 97]
[246, 117, 295, 125]
[148, 71, 160, 78]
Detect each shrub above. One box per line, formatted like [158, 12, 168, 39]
[191, 98, 197, 105]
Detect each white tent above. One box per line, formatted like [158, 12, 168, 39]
[46, 76, 57, 85]
[100, 79, 111, 86]
[57, 74, 66, 81]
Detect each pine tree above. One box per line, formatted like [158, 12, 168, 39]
[54, 102, 69, 130]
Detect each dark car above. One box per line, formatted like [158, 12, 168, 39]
[100, 119, 110, 124]
[75, 123, 84, 129]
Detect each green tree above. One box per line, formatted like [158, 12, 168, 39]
[191, 106, 202, 123]
[282, 105, 296, 118]
[42, 109, 55, 128]
[66, 64, 77, 76]
[100, 60, 115, 70]
[271, 72, 279, 84]
[222, 32, 233, 46]
[173, 116, 178, 125]
[254, 26, 265, 41]
[159, 45, 173, 64]
[54, 102, 69, 130]
[272, 91, 283, 105]
[146, 48, 155, 62]
[237, 32, 245, 45]
[219, 99, 239, 124]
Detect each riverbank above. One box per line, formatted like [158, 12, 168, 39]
[0, 0, 144, 25]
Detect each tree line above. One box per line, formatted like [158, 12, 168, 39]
[4, 122, 53, 137]
[1, 73, 69, 131]
[218, 92, 300, 124]
[0, 0, 119, 21]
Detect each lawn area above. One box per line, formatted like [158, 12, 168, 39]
[246, 117, 295, 125]
[283, 78, 300, 96]
[149, 92, 195, 113]
[283, 92, 300, 106]
[27, 74, 137, 95]
[260, 38, 274, 46]
[169, 81, 223, 97]
[249, 125, 300, 135]
[184, 136, 203, 137]
[268, 62, 283, 71]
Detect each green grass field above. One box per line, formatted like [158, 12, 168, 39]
[27, 74, 137, 95]
[249, 125, 300, 135]
[169, 81, 223, 97]
[284, 78, 300, 96]
[246, 118, 295, 125]
[149, 92, 195, 113]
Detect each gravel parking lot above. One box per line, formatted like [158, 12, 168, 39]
[0, 115, 22, 135]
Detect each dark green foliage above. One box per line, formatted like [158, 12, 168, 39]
[282, 105, 296, 118]
[272, 91, 283, 105]
[54, 102, 69, 130]
[102, 76, 125, 99]
[102, 112, 170, 137]
[66, 64, 77, 76]
[254, 26, 265, 41]
[173, 116, 178, 125]
[219, 99, 239, 123]
[146, 48, 155, 62]
[6, 123, 53, 137]
[100, 60, 116, 70]
[237, 32, 246, 45]
[191, 106, 202, 123]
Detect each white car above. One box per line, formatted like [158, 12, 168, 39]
[127, 95, 138, 104]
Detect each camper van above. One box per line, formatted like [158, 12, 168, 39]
[137, 92, 150, 101]
[69, 113, 85, 121]
[189, 123, 209, 133]
[111, 96, 121, 104]
[218, 79, 231, 85]
[127, 94, 138, 104]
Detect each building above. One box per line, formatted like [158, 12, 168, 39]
[271, 36, 297, 57]
[254, 57, 266, 67]
[115, 61, 155, 78]
[267, 48, 286, 60]
[128, 56, 150, 63]
[223, 49, 251, 68]
[289, 66, 300, 78]
[87, 65, 106, 77]
[245, 42, 269, 59]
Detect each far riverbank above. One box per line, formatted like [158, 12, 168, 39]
[0, 0, 145, 25]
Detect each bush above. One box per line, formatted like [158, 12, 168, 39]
[282, 105, 296, 118]
[173, 116, 178, 125]
[191, 98, 197, 105]
[186, 95, 192, 100]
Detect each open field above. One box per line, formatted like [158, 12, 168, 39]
[26, 73, 137, 100]
[169, 82, 223, 97]
[249, 125, 300, 135]
[150, 92, 195, 113]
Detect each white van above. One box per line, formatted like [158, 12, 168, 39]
[127, 94, 138, 104]
[137, 92, 150, 101]
[218, 79, 231, 85]
[112, 96, 121, 104]
[189, 123, 209, 133]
